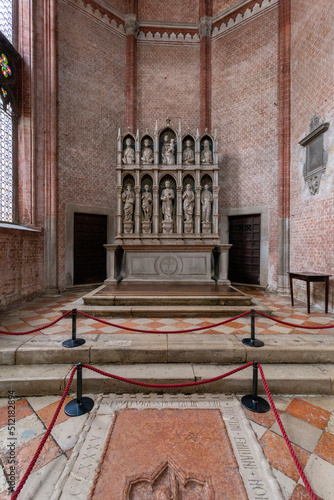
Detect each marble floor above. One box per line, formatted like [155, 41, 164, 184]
[0, 287, 333, 499]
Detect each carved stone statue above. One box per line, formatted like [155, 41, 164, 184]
[182, 184, 195, 222]
[141, 139, 154, 164]
[142, 184, 153, 221]
[122, 184, 135, 221]
[163, 138, 175, 165]
[183, 140, 195, 164]
[122, 138, 135, 164]
[161, 180, 174, 222]
[161, 134, 170, 164]
[201, 184, 213, 222]
[201, 139, 213, 164]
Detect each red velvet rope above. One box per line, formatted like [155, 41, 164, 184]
[81, 362, 253, 388]
[11, 365, 78, 500]
[77, 310, 251, 334]
[258, 364, 317, 500]
[255, 310, 334, 330]
[0, 311, 71, 335]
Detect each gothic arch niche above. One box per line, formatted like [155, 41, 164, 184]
[182, 134, 195, 165]
[159, 127, 177, 165]
[140, 134, 154, 165]
[182, 174, 195, 233]
[200, 135, 213, 165]
[201, 174, 213, 233]
[122, 134, 136, 165]
[159, 174, 176, 233]
[140, 174, 153, 233]
[122, 173, 135, 233]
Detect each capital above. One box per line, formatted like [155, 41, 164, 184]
[198, 17, 212, 38]
[125, 13, 139, 36]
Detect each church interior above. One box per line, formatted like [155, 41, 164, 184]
[0, 0, 334, 499]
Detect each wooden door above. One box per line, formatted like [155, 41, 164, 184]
[228, 215, 260, 285]
[73, 213, 107, 285]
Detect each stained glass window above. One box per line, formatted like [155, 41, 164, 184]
[0, 0, 15, 222]
[0, 0, 13, 43]
[0, 102, 13, 221]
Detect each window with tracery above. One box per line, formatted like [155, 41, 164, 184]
[0, 0, 20, 222]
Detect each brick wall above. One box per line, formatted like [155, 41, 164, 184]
[57, 0, 126, 289]
[213, 0, 239, 16]
[108, 0, 127, 14]
[138, 0, 199, 23]
[212, 8, 279, 288]
[290, 0, 334, 311]
[0, 229, 44, 310]
[137, 43, 201, 131]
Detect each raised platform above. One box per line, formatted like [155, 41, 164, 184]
[65, 282, 271, 317]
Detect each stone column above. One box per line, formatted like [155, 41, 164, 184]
[177, 186, 183, 234]
[134, 185, 140, 234]
[153, 185, 159, 235]
[116, 185, 123, 240]
[199, 0, 212, 134]
[216, 244, 232, 284]
[104, 244, 119, 283]
[213, 186, 219, 235]
[278, 0, 291, 293]
[125, 6, 138, 131]
[195, 187, 201, 235]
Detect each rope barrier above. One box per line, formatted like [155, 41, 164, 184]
[258, 364, 317, 500]
[77, 310, 251, 334]
[11, 365, 78, 500]
[255, 310, 334, 330]
[0, 311, 71, 335]
[10, 362, 318, 499]
[81, 361, 253, 388]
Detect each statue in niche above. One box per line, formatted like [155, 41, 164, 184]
[201, 184, 213, 222]
[122, 138, 135, 164]
[122, 184, 135, 221]
[161, 134, 170, 164]
[161, 180, 174, 222]
[183, 140, 195, 164]
[141, 138, 154, 164]
[201, 139, 213, 164]
[163, 138, 176, 165]
[182, 184, 195, 222]
[141, 185, 153, 221]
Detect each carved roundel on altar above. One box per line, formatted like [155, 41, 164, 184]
[156, 255, 182, 276]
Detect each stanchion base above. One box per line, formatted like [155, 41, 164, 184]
[62, 338, 86, 348]
[64, 397, 94, 416]
[241, 394, 270, 413]
[242, 338, 264, 348]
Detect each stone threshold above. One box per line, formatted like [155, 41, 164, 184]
[1, 363, 333, 396]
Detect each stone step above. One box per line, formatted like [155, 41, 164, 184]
[1, 333, 334, 366]
[1, 362, 333, 396]
[63, 300, 271, 317]
[83, 295, 253, 306]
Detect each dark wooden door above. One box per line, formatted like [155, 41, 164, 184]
[228, 215, 260, 285]
[73, 213, 107, 285]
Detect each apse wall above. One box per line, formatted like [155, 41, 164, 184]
[138, 0, 199, 23]
[137, 42, 200, 131]
[57, 0, 126, 289]
[290, 0, 334, 311]
[211, 7, 279, 288]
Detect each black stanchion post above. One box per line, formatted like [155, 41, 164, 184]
[242, 309, 264, 347]
[241, 362, 270, 413]
[62, 309, 86, 348]
[64, 363, 94, 417]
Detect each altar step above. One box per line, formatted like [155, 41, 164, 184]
[1, 333, 334, 396]
[1, 363, 333, 397]
[64, 282, 271, 317]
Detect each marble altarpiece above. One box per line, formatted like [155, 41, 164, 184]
[105, 120, 231, 284]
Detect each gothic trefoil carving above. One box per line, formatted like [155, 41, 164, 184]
[124, 459, 215, 499]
